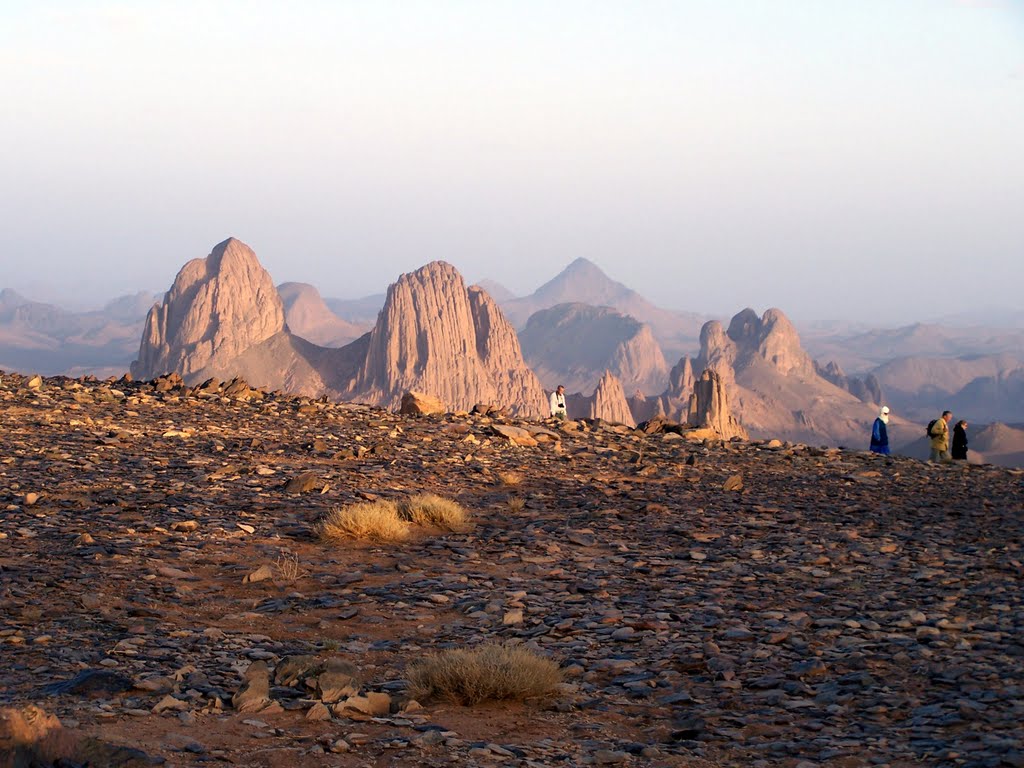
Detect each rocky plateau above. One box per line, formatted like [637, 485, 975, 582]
[1, 370, 1022, 767]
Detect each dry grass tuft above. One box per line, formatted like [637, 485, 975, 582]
[400, 494, 471, 531]
[407, 641, 563, 705]
[497, 470, 523, 487]
[273, 553, 307, 584]
[317, 500, 409, 542]
[506, 496, 525, 513]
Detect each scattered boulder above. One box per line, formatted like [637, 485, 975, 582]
[399, 391, 447, 416]
[0, 704, 161, 768]
[40, 669, 134, 698]
[491, 424, 539, 447]
[274, 656, 323, 688]
[0, 704, 61, 747]
[723, 474, 744, 492]
[335, 692, 391, 717]
[316, 660, 361, 704]
[242, 564, 275, 584]
[232, 661, 271, 713]
[283, 472, 322, 494]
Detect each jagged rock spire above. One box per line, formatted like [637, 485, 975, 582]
[687, 368, 748, 440]
[348, 261, 547, 417]
[590, 370, 636, 427]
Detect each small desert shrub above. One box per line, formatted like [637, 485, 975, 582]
[400, 494, 471, 531]
[273, 553, 307, 584]
[407, 641, 563, 705]
[317, 501, 409, 542]
[497, 470, 522, 487]
[506, 496, 525, 513]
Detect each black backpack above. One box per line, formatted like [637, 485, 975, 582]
[926, 419, 937, 437]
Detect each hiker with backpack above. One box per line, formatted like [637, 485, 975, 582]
[927, 410, 953, 463]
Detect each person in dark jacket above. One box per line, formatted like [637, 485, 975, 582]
[951, 420, 969, 461]
[870, 406, 891, 455]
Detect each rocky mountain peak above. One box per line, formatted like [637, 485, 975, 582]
[700, 308, 812, 379]
[756, 308, 814, 377]
[726, 307, 761, 345]
[667, 356, 695, 397]
[531, 257, 629, 306]
[350, 261, 547, 417]
[130, 237, 286, 381]
[0, 288, 29, 308]
[562, 257, 606, 279]
[519, 303, 668, 396]
[278, 281, 367, 348]
[697, 320, 738, 385]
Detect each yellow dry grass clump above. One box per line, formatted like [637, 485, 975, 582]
[317, 500, 409, 543]
[407, 641, 563, 706]
[497, 470, 523, 487]
[400, 493, 471, 531]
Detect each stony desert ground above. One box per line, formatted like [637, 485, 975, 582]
[1, 372, 1022, 767]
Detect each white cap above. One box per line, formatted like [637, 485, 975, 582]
[880, 406, 890, 414]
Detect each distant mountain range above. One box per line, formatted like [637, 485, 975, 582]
[277, 282, 367, 348]
[496, 257, 708, 363]
[804, 322, 1024, 371]
[518, 303, 668, 396]
[3, 244, 1022, 466]
[0, 288, 160, 377]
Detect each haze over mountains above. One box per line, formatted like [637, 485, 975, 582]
[277, 282, 367, 348]
[498, 257, 708, 364]
[2, 239, 1021, 465]
[518, 304, 669, 397]
[0, 288, 160, 378]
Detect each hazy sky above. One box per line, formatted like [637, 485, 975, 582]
[2, 1, 1022, 324]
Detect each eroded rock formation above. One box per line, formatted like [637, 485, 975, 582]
[589, 370, 636, 427]
[519, 303, 669, 396]
[130, 244, 547, 417]
[696, 307, 815, 382]
[687, 368, 748, 440]
[131, 238, 286, 380]
[623, 308, 883, 446]
[347, 262, 547, 417]
[683, 308, 879, 445]
[647, 355, 696, 423]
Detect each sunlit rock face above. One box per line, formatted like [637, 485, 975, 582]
[132, 238, 285, 380]
[348, 261, 547, 418]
